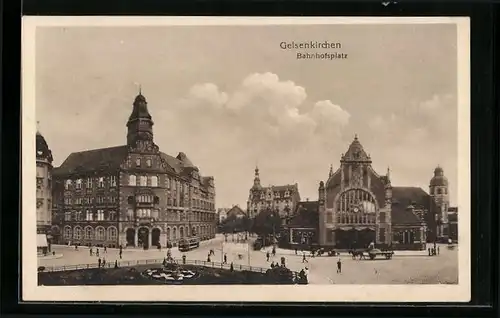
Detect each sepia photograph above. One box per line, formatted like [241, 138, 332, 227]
[22, 16, 470, 302]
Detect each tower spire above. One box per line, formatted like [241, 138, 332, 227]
[36, 120, 41, 134]
[387, 166, 390, 178]
[329, 164, 333, 177]
[139, 84, 142, 95]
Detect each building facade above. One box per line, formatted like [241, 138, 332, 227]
[285, 135, 445, 250]
[52, 93, 217, 249]
[36, 130, 54, 252]
[246, 166, 301, 220]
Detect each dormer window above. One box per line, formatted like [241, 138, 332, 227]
[275, 192, 280, 198]
[65, 180, 72, 190]
[98, 177, 104, 188]
[86, 178, 93, 189]
[146, 158, 152, 168]
[285, 191, 290, 197]
[136, 158, 141, 167]
[76, 179, 82, 189]
[110, 176, 117, 187]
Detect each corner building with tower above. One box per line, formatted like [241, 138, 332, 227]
[52, 93, 217, 249]
[285, 135, 455, 250]
[36, 129, 54, 253]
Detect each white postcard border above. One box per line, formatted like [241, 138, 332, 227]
[21, 16, 471, 302]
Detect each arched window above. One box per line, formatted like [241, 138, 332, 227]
[140, 176, 147, 187]
[173, 227, 177, 239]
[151, 176, 158, 187]
[95, 226, 105, 240]
[73, 226, 82, 240]
[64, 226, 72, 239]
[167, 227, 171, 240]
[76, 179, 82, 189]
[84, 226, 94, 240]
[336, 188, 377, 214]
[129, 175, 136, 186]
[179, 226, 184, 238]
[107, 227, 117, 241]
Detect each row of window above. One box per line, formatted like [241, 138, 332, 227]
[250, 200, 291, 207]
[64, 210, 117, 221]
[325, 212, 385, 224]
[65, 176, 117, 190]
[63, 226, 117, 241]
[252, 191, 291, 200]
[124, 209, 216, 222]
[128, 175, 158, 187]
[124, 195, 214, 210]
[64, 196, 118, 205]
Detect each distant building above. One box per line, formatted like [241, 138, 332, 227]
[285, 135, 446, 250]
[217, 208, 229, 223]
[36, 129, 53, 253]
[447, 207, 458, 241]
[52, 92, 217, 249]
[246, 166, 301, 220]
[226, 205, 247, 219]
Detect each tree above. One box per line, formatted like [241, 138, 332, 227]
[252, 208, 282, 242]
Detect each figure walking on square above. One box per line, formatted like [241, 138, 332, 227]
[266, 251, 270, 262]
[96, 248, 100, 257]
[302, 253, 308, 263]
[224, 253, 228, 264]
[337, 258, 342, 273]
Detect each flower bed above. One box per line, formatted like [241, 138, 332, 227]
[38, 264, 299, 285]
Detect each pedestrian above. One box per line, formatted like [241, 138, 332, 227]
[428, 247, 431, 256]
[104, 246, 107, 253]
[224, 253, 227, 264]
[96, 248, 100, 257]
[207, 255, 211, 262]
[294, 248, 298, 255]
[304, 267, 309, 278]
[437, 246, 440, 255]
[98, 258, 102, 268]
[272, 247, 276, 257]
[270, 262, 275, 268]
[89, 247, 93, 256]
[266, 252, 270, 262]
[74, 244, 78, 250]
[119, 250, 122, 259]
[302, 253, 308, 263]
[102, 258, 106, 268]
[182, 254, 186, 265]
[230, 262, 234, 272]
[114, 260, 118, 268]
[337, 258, 342, 273]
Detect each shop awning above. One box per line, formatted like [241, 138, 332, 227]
[37, 234, 48, 247]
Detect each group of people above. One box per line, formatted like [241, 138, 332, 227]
[428, 243, 440, 256]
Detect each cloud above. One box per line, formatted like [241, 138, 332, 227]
[154, 72, 351, 206]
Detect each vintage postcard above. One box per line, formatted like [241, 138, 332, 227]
[22, 16, 470, 302]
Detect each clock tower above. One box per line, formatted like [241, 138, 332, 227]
[127, 91, 155, 150]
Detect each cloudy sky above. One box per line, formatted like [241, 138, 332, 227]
[35, 23, 458, 207]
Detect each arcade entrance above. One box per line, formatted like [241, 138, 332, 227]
[138, 227, 150, 249]
[335, 227, 375, 249]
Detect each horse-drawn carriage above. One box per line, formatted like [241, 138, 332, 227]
[349, 248, 394, 260]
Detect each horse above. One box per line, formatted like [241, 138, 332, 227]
[348, 250, 366, 260]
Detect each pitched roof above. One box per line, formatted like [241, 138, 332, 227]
[391, 187, 431, 225]
[287, 201, 319, 227]
[226, 205, 246, 218]
[54, 145, 129, 176]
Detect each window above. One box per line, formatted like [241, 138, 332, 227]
[129, 175, 136, 186]
[109, 211, 117, 221]
[107, 227, 118, 241]
[127, 196, 134, 204]
[73, 227, 82, 240]
[84, 226, 93, 240]
[64, 212, 71, 221]
[136, 158, 141, 167]
[285, 191, 290, 197]
[166, 178, 170, 189]
[146, 158, 152, 167]
[126, 208, 134, 221]
[86, 210, 93, 221]
[64, 226, 72, 239]
[36, 177, 43, 190]
[379, 228, 386, 243]
[110, 175, 117, 187]
[75, 210, 83, 221]
[154, 196, 160, 204]
[140, 176, 147, 187]
[65, 180, 72, 190]
[98, 177, 104, 188]
[151, 176, 158, 187]
[95, 227, 105, 240]
[379, 212, 386, 223]
[76, 179, 82, 189]
[97, 209, 105, 221]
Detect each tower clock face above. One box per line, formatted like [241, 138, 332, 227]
[353, 207, 359, 213]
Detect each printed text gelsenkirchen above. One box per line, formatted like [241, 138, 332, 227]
[280, 41, 348, 60]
